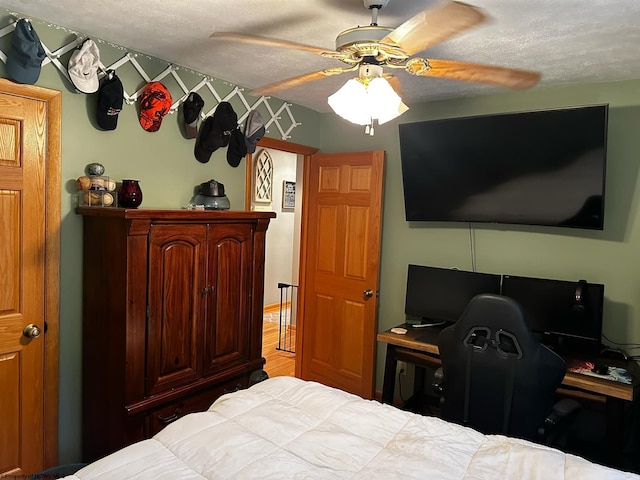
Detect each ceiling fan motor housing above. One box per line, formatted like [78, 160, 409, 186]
[335, 26, 393, 51]
[335, 26, 408, 66]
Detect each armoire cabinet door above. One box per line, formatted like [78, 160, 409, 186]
[203, 223, 254, 376]
[146, 224, 207, 395]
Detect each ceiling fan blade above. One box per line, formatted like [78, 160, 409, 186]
[252, 67, 357, 96]
[210, 32, 338, 56]
[385, 74, 405, 99]
[406, 58, 541, 89]
[381, 1, 486, 56]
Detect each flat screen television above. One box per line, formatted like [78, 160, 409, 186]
[404, 264, 501, 325]
[501, 274, 604, 352]
[399, 104, 608, 229]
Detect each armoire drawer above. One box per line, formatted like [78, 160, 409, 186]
[146, 375, 249, 437]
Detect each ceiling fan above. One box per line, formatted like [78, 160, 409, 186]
[209, 0, 541, 98]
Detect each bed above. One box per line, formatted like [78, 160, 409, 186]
[63, 376, 638, 479]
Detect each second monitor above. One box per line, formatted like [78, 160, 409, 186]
[405, 264, 501, 325]
[501, 274, 604, 353]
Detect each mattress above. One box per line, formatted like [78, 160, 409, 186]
[64, 376, 639, 479]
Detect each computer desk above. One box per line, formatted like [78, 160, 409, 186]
[378, 323, 638, 468]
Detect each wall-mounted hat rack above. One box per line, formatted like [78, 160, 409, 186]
[0, 16, 301, 139]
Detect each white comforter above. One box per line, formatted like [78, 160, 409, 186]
[64, 376, 638, 479]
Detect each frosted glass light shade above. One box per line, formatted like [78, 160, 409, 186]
[367, 77, 409, 125]
[327, 76, 408, 126]
[327, 79, 371, 125]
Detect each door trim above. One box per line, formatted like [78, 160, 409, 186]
[0, 78, 62, 468]
[244, 137, 318, 209]
[244, 137, 318, 378]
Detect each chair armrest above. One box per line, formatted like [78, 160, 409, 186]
[538, 397, 581, 447]
[545, 398, 581, 427]
[432, 367, 444, 394]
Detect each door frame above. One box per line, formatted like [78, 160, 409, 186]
[0, 79, 61, 467]
[244, 137, 318, 377]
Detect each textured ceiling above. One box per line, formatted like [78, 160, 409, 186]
[1, 0, 640, 113]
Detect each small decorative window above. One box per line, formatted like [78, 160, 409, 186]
[253, 149, 273, 203]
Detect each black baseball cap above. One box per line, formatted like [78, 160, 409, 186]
[183, 92, 204, 139]
[227, 127, 247, 167]
[194, 102, 237, 163]
[96, 71, 123, 130]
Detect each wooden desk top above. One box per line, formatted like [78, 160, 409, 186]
[376, 323, 442, 356]
[378, 324, 638, 402]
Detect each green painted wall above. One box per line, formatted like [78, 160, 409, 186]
[316, 79, 640, 393]
[3, 8, 640, 466]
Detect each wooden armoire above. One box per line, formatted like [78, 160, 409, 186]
[77, 207, 275, 461]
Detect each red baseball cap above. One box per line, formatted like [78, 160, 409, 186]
[139, 81, 172, 132]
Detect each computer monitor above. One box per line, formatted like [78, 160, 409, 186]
[404, 265, 502, 324]
[501, 274, 604, 347]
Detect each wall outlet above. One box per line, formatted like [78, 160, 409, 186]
[397, 360, 407, 375]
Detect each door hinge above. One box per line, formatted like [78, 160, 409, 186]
[146, 306, 150, 317]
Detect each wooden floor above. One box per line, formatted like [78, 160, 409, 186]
[262, 321, 295, 378]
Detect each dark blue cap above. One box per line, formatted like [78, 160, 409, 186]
[6, 19, 46, 85]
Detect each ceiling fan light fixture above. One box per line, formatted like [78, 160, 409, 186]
[328, 72, 408, 130]
[328, 78, 372, 125]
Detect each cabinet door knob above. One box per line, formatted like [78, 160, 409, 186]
[201, 285, 214, 295]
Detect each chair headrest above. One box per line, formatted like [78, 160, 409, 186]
[445, 293, 540, 354]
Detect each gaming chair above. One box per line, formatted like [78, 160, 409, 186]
[435, 293, 578, 443]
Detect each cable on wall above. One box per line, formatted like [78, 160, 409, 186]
[468, 223, 477, 272]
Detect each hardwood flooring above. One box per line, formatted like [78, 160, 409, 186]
[262, 320, 295, 378]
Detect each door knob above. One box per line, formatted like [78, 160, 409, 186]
[363, 289, 374, 299]
[23, 324, 42, 339]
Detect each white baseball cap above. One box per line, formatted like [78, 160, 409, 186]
[68, 39, 101, 93]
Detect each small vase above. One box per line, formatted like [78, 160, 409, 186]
[118, 179, 143, 208]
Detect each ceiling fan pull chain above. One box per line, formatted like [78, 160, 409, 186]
[365, 122, 375, 136]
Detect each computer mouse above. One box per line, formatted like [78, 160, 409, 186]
[592, 363, 609, 375]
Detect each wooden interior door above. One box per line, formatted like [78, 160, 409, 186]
[0, 83, 61, 475]
[298, 151, 385, 399]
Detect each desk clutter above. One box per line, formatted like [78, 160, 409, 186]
[567, 360, 633, 385]
[390, 327, 407, 335]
